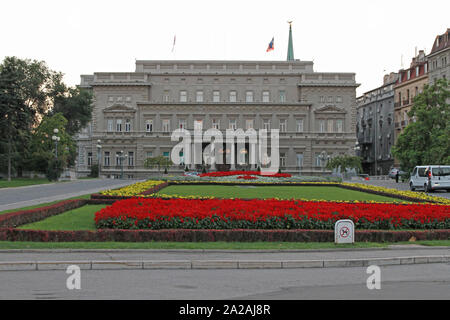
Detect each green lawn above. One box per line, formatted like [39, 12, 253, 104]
[0, 240, 447, 250]
[0, 178, 53, 189]
[0, 194, 92, 216]
[156, 185, 405, 202]
[18, 204, 105, 231]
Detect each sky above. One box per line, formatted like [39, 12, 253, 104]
[1, 0, 448, 96]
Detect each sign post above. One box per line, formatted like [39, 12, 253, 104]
[335, 219, 355, 244]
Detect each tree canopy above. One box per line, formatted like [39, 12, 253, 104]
[392, 78, 449, 173]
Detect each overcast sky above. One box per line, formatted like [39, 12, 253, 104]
[1, 0, 448, 96]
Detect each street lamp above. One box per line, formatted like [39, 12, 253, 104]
[51, 128, 60, 159]
[96, 140, 102, 178]
[117, 150, 128, 179]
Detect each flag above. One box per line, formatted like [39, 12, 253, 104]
[266, 37, 274, 52]
[171, 35, 176, 52]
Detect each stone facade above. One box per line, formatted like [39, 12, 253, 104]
[75, 60, 358, 178]
[427, 28, 450, 84]
[393, 51, 428, 153]
[356, 73, 398, 175]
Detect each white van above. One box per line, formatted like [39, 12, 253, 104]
[409, 165, 450, 192]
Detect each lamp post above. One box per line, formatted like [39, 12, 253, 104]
[51, 129, 60, 159]
[117, 150, 128, 179]
[96, 140, 102, 178]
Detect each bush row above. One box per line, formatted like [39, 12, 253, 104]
[0, 228, 448, 242]
[0, 199, 87, 228]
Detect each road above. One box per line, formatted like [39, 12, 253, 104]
[0, 263, 448, 299]
[0, 178, 142, 211]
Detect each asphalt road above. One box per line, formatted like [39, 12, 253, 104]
[0, 263, 448, 299]
[0, 178, 142, 211]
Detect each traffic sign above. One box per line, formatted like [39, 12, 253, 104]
[335, 219, 355, 244]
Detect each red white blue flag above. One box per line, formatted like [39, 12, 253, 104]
[266, 37, 274, 52]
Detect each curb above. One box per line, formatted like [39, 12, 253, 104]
[0, 255, 448, 271]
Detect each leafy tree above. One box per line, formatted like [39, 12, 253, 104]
[326, 155, 362, 176]
[392, 79, 449, 173]
[29, 113, 75, 176]
[0, 56, 63, 181]
[144, 156, 173, 173]
[51, 86, 93, 136]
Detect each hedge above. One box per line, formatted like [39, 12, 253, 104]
[0, 228, 448, 242]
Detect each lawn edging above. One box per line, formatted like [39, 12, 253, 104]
[0, 228, 448, 242]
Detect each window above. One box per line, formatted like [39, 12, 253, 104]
[116, 119, 122, 132]
[213, 91, 220, 102]
[163, 91, 170, 102]
[280, 153, 286, 167]
[196, 91, 203, 102]
[279, 119, 287, 132]
[407, 70, 411, 80]
[415, 66, 419, 77]
[246, 91, 253, 102]
[163, 152, 170, 158]
[327, 119, 334, 132]
[229, 91, 237, 102]
[146, 119, 153, 132]
[262, 91, 270, 103]
[279, 91, 286, 103]
[245, 119, 254, 129]
[125, 119, 131, 132]
[107, 119, 113, 132]
[315, 153, 321, 166]
[194, 119, 203, 130]
[336, 96, 343, 103]
[87, 152, 92, 166]
[336, 119, 343, 133]
[263, 119, 271, 131]
[146, 151, 153, 159]
[327, 96, 333, 103]
[319, 120, 325, 133]
[128, 152, 134, 166]
[179, 90, 187, 102]
[179, 119, 186, 129]
[320, 96, 325, 103]
[212, 119, 220, 129]
[162, 119, 170, 132]
[229, 119, 237, 130]
[296, 119, 304, 132]
[104, 152, 110, 166]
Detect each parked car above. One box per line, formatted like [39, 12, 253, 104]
[388, 168, 406, 179]
[409, 165, 450, 192]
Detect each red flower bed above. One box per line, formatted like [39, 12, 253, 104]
[95, 198, 450, 230]
[199, 171, 291, 178]
[237, 175, 258, 180]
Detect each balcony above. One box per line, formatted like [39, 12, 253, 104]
[402, 99, 410, 106]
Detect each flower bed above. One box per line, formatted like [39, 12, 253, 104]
[91, 181, 168, 200]
[0, 199, 87, 228]
[199, 171, 291, 178]
[95, 198, 450, 230]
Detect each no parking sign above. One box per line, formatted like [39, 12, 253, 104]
[335, 219, 355, 244]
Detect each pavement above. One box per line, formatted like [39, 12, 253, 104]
[0, 178, 143, 212]
[0, 246, 448, 271]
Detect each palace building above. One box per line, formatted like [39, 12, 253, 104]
[75, 26, 359, 178]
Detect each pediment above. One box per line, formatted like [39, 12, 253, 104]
[103, 104, 136, 113]
[314, 105, 346, 113]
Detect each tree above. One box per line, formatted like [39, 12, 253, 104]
[0, 56, 63, 181]
[392, 79, 449, 173]
[29, 113, 75, 179]
[144, 156, 173, 173]
[51, 86, 93, 136]
[326, 155, 362, 177]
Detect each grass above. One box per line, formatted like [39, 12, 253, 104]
[156, 185, 406, 202]
[18, 204, 105, 231]
[0, 194, 92, 216]
[0, 178, 53, 189]
[0, 240, 447, 250]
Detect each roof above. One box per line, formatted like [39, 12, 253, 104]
[429, 28, 450, 55]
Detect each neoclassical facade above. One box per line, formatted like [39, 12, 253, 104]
[75, 59, 358, 178]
